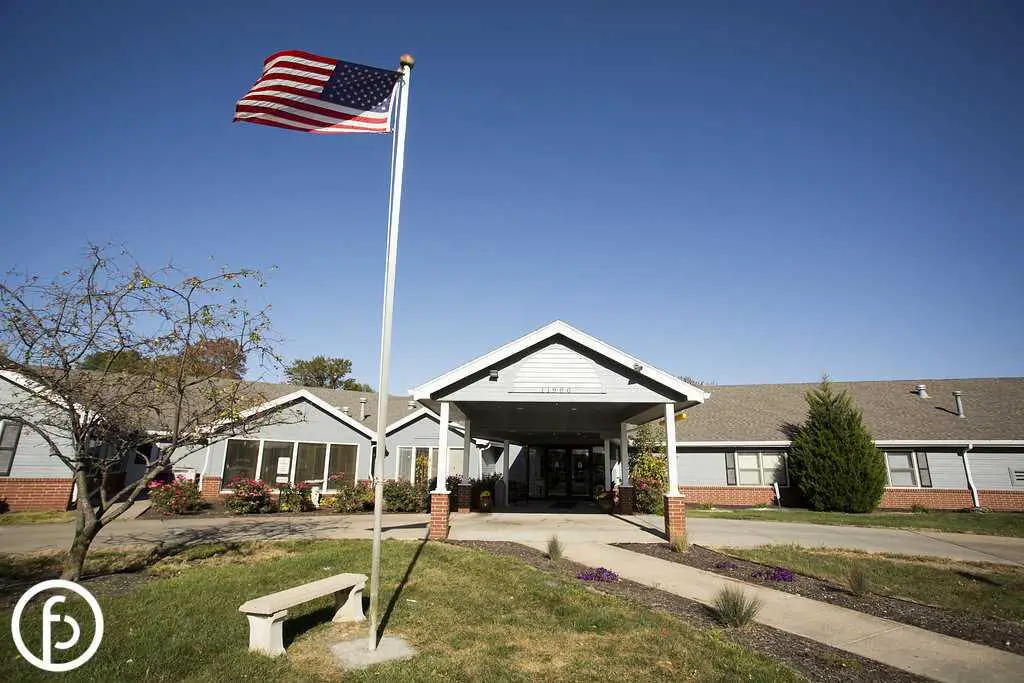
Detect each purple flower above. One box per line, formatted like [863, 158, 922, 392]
[752, 566, 794, 582]
[577, 567, 619, 582]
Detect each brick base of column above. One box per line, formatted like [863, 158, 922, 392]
[456, 484, 472, 513]
[428, 492, 450, 540]
[617, 486, 635, 515]
[663, 495, 687, 546]
[200, 476, 222, 500]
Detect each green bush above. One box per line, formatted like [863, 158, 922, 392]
[147, 476, 202, 515]
[382, 480, 426, 512]
[329, 478, 374, 513]
[225, 478, 275, 514]
[277, 482, 315, 512]
[713, 586, 762, 627]
[788, 377, 887, 513]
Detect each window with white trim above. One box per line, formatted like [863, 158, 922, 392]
[884, 450, 932, 488]
[726, 450, 789, 486]
[0, 421, 22, 476]
[221, 438, 359, 490]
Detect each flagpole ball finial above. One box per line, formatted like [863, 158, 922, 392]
[399, 54, 415, 69]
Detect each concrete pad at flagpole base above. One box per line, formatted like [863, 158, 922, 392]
[331, 634, 417, 669]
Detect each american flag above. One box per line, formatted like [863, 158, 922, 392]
[234, 50, 402, 134]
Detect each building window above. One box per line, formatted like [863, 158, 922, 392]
[327, 444, 357, 486]
[259, 441, 293, 486]
[885, 451, 917, 487]
[884, 451, 933, 488]
[726, 450, 789, 486]
[295, 443, 327, 484]
[0, 421, 22, 476]
[222, 439, 259, 484]
[398, 447, 415, 482]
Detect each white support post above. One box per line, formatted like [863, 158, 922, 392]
[619, 423, 631, 486]
[462, 419, 472, 480]
[502, 439, 510, 504]
[433, 402, 451, 493]
[664, 403, 680, 496]
[603, 438, 612, 490]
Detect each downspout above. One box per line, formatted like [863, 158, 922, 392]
[962, 443, 980, 509]
[198, 444, 212, 493]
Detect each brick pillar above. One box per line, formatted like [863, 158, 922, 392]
[456, 484, 472, 513]
[428, 492, 450, 540]
[617, 486, 635, 515]
[663, 495, 687, 546]
[200, 477, 222, 500]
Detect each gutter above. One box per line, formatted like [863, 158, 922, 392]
[198, 444, 212, 492]
[962, 443, 981, 509]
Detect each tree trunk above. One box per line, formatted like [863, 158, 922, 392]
[61, 470, 103, 581]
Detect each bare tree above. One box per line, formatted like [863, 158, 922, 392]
[0, 246, 291, 579]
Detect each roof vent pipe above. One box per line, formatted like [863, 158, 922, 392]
[359, 397, 368, 420]
[915, 384, 929, 399]
[407, 400, 416, 411]
[342, 406, 350, 416]
[953, 390, 965, 418]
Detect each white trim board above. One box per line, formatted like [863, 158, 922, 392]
[384, 406, 465, 436]
[410, 320, 709, 404]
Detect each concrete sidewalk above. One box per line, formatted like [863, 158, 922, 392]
[561, 542, 1024, 683]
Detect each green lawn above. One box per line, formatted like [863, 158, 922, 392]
[0, 540, 800, 681]
[688, 507, 1024, 537]
[726, 544, 1024, 622]
[0, 510, 75, 525]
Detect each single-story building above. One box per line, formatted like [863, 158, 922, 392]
[1, 322, 1022, 530]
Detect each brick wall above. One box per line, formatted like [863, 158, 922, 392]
[878, 488, 973, 510]
[200, 476, 223, 500]
[978, 490, 1024, 511]
[0, 478, 74, 512]
[682, 486, 792, 508]
[428, 492, 450, 540]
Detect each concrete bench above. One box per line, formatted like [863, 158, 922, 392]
[238, 572, 367, 656]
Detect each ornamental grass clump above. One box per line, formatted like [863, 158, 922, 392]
[751, 566, 794, 582]
[547, 535, 564, 561]
[713, 586, 762, 627]
[847, 562, 871, 597]
[148, 476, 202, 515]
[577, 567, 618, 582]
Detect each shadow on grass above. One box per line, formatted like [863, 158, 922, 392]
[283, 604, 338, 647]
[377, 538, 428, 643]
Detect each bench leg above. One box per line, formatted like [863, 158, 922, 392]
[333, 584, 366, 623]
[246, 610, 288, 657]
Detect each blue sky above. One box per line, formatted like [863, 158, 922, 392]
[2, 1, 1022, 392]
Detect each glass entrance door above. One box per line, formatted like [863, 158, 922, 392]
[546, 448, 568, 497]
[569, 448, 591, 496]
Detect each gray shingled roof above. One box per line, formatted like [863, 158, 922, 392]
[246, 381, 422, 430]
[676, 378, 1024, 442]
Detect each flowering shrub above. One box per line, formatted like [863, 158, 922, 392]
[714, 561, 739, 571]
[328, 475, 374, 513]
[752, 566, 794, 582]
[277, 482, 315, 512]
[630, 452, 667, 514]
[148, 476, 202, 515]
[383, 479, 425, 512]
[225, 478, 275, 514]
[578, 567, 619, 582]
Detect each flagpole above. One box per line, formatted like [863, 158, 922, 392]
[368, 53, 414, 652]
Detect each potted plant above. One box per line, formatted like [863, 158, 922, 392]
[478, 490, 493, 513]
[595, 489, 613, 513]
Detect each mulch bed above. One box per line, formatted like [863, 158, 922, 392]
[138, 500, 361, 520]
[448, 540, 926, 683]
[618, 543, 1024, 657]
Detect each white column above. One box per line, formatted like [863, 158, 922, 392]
[433, 402, 451, 493]
[462, 419, 472, 480]
[619, 423, 631, 486]
[502, 439, 510, 503]
[665, 403, 680, 496]
[603, 438, 612, 489]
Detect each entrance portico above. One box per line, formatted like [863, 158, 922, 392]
[410, 321, 708, 540]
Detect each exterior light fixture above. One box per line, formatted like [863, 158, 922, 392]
[489, 369, 499, 381]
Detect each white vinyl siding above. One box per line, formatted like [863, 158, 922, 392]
[727, 449, 789, 486]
